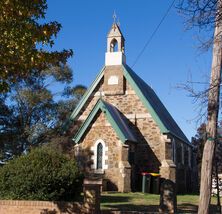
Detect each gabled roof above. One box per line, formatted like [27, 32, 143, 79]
[73, 99, 137, 143]
[62, 66, 105, 131]
[67, 64, 190, 144]
[122, 64, 190, 144]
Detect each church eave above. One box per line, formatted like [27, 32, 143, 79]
[73, 99, 136, 144]
[122, 65, 168, 133]
[122, 64, 190, 145]
[62, 66, 105, 132]
[166, 131, 192, 147]
[66, 64, 189, 145]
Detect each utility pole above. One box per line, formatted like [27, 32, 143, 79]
[198, 1, 222, 213]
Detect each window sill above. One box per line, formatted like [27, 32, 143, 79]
[93, 169, 105, 174]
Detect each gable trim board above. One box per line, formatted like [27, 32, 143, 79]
[122, 65, 167, 133]
[68, 64, 190, 145]
[62, 66, 105, 131]
[73, 99, 137, 143]
[122, 64, 190, 145]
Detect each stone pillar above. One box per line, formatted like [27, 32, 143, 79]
[159, 160, 177, 213]
[118, 144, 131, 192]
[160, 136, 176, 181]
[118, 161, 131, 192]
[83, 178, 102, 214]
[159, 179, 177, 213]
[160, 160, 176, 182]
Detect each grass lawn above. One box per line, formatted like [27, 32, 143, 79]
[101, 192, 221, 213]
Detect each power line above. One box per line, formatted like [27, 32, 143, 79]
[131, 0, 177, 68]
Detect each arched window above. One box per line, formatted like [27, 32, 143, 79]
[110, 39, 118, 52]
[96, 143, 103, 169]
[91, 139, 108, 171]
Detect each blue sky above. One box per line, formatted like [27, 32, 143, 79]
[45, 0, 213, 140]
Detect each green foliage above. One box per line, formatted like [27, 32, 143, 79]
[0, 146, 82, 201]
[0, 0, 87, 161]
[0, 0, 73, 92]
[192, 123, 206, 166]
[0, 64, 86, 161]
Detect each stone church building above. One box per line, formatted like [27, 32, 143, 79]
[66, 22, 196, 193]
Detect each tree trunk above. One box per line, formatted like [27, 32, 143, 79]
[198, 2, 222, 213]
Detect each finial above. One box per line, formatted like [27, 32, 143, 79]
[113, 10, 117, 24]
[117, 18, 120, 27]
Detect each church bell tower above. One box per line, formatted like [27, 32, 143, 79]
[105, 14, 126, 66]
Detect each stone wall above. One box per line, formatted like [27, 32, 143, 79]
[75, 111, 130, 191]
[0, 200, 82, 214]
[73, 66, 171, 190]
[168, 134, 196, 194]
[71, 65, 195, 193]
[75, 65, 164, 158]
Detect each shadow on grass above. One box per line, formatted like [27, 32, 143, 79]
[101, 195, 131, 204]
[178, 204, 222, 214]
[209, 204, 222, 214]
[101, 194, 159, 212]
[102, 204, 159, 212]
[102, 202, 220, 213]
[101, 194, 211, 213]
[102, 203, 198, 213]
[177, 203, 198, 213]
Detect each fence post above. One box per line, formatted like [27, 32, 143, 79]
[159, 179, 177, 213]
[83, 178, 102, 214]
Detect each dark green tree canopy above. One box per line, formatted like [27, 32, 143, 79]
[0, 0, 87, 162]
[0, 65, 86, 162]
[0, 0, 73, 92]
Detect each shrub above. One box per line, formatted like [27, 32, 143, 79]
[0, 146, 82, 201]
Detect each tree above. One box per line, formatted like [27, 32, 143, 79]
[193, 123, 222, 210]
[0, 0, 72, 92]
[178, 0, 222, 213]
[0, 145, 82, 201]
[0, 66, 86, 162]
[178, 0, 222, 52]
[192, 123, 206, 184]
[197, 11, 221, 214]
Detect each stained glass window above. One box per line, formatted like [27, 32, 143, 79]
[97, 143, 103, 169]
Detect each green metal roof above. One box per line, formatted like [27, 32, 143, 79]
[67, 64, 190, 144]
[62, 66, 105, 131]
[73, 99, 137, 143]
[122, 64, 190, 144]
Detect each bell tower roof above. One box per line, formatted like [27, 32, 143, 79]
[107, 23, 125, 41]
[105, 13, 126, 66]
